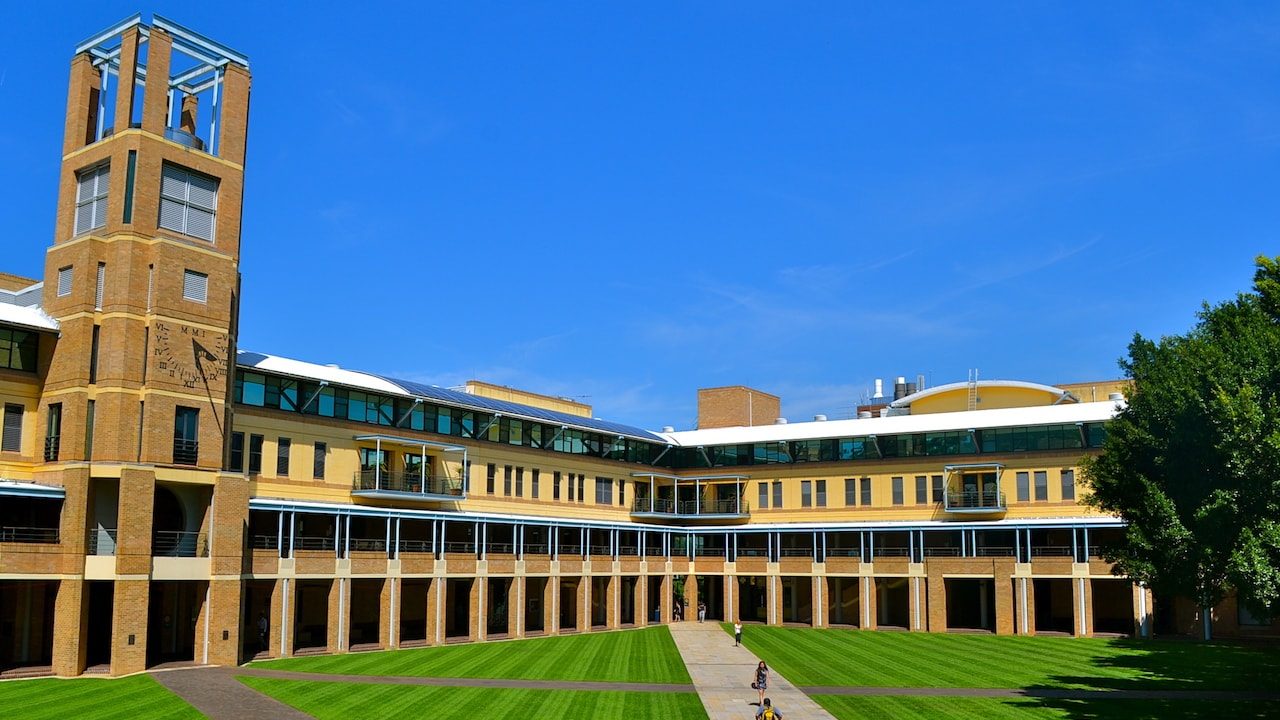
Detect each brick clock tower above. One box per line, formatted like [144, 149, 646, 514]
[39, 15, 251, 676]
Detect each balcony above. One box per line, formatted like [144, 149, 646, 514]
[172, 438, 199, 466]
[88, 528, 117, 555]
[944, 489, 1006, 514]
[351, 470, 465, 502]
[630, 497, 750, 520]
[153, 530, 208, 557]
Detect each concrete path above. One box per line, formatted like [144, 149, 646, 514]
[235, 666, 690, 692]
[667, 621, 835, 719]
[151, 666, 313, 720]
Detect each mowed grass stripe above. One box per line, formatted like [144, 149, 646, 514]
[728, 624, 1280, 691]
[238, 676, 708, 720]
[0, 674, 203, 720]
[252, 625, 691, 684]
[815, 695, 1280, 719]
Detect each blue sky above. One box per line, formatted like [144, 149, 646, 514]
[2, 2, 1278, 429]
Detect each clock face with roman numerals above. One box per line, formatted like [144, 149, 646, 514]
[153, 321, 229, 390]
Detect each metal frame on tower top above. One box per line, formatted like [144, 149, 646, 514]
[73, 14, 248, 154]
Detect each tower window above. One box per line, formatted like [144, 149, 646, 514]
[182, 269, 209, 303]
[0, 328, 38, 372]
[2, 404, 22, 453]
[57, 266, 73, 297]
[74, 163, 110, 235]
[159, 164, 218, 241]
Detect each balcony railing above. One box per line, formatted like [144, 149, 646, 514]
[976, 546, 1016, 557]
[153, 530, 208, 557]
[398, 539, 433, 553]
[293, 535, 336, 552]
[872, 547, 912, 557]
[353, 470, 464, 498]
[945, 490, 1006, 512]
[1030, 545, 1073, 557]
[442, 541, 475, 554]
[631, 497, 750, 517]
[172, 438, 199, 466]
[779, 547, 813, 558]
[88, 528, 117, 555]
[736, 547, 770, 557]
[349, 538, 387, 553]
[0, 526, 59, 544]
[43, 436, 60, 462]
[250, 534, 279, 550]
[824, 548, 859, 558]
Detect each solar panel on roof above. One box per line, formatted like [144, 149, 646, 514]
[376, 375, 665, 442]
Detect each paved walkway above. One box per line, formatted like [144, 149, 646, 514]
[151, 666, 312, 720]
[667, 621, 836, 719]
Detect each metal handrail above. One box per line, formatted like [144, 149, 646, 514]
[976, 546, 1015, 557]
[524, 544, 549, 555]
[736, 548, 770, 557]
[633, 497, 749, 516]
[1, 526, 59, 544]
[694, 546, 726, 557]
[397, 539, 432, 553]
[945, 490, 1005, 510]
[43, 436, 60, 462]
[1030, 545, 1073, 557]
[348, 538, 387, 552]
[88, 528, 117, 555]
[250, 534, 279, 550]
[922, 547, 962, 557]
[558, 544, 583, 555]
[442, 541, 475, 553]
[872, 547, 911, 557]
[293, 535, 337, 552]
[172, 438, 199, 466]
[353, 470, 463, 497]
[588, 545, 611, 555]
[152, 530, 208, 557]
[778, 547, 813, 557]
[824, 548, 859, 557]
[632, 497, 675, 513]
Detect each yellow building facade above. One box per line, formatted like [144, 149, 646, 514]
[0, 16, 1265, 680]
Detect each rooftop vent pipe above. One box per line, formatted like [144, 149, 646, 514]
[1108, 393, 1124, 402]
[858, 411, 873, 419]
[813, 414, 827, 422]
[873, 378, 884, 399]
[775, 417, 788, 424]
[661, 425, 676, 433]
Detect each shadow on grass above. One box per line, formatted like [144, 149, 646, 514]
[1042, 637, 1280, 693]
[1006, 697, 1280, 719]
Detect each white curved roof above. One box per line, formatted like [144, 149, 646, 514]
[237, 351, 409, 397]
[660, 400, 1120, 447]
[889, 379, 1074, 408]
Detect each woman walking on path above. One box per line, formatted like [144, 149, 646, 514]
[753, 660, 769, 706]
[698, 601, 707, 623]
[734, 620, 743, 646]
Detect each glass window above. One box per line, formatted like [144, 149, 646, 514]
[553, 471, 561, 500]
[503, 465, 512, 496]
[844, 478, 856, 506]
[758, 482, 769, 509]
[486, 463, 496, 494]
[915, 475, 927, 505]
[228, 432, 244, 472]
[531, 469, 540, 499]
[248, 434, 263, 473]
[1061, 469, 1075, 501]
[276, 437, 291, 476]
[1034, 471, 1048, 501]
[515, 467, 524, 497]
[57, 266, 72, 297]
[772, 481, 782, 508]
[75, 163, 110, 235]
[815, 479, 826, 507]
[0, 328, 38, 372]
[932, 475, 944, 503]
[860, 477, 872, 506]
[1016, 472, 1030, 502]
[172, 406, 197, 466]
[595, 476, 613, 505]
[801, 480, 812, 508]
[159, 164, 218, 241]
[313, 442, 326, 479]
[182, 269, 208, 303]
[2, 403, 23, 452]
[892, 477, 903, 505]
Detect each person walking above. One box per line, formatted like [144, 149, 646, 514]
[734, 619, 743, 646]
[752, 660, 769, 707]
[755, 697, 783, 719]
[256, 612, 269, 655]
[698, 601, 707, 623]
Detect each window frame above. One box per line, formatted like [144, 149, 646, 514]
[74, 162, 110, 236]
[159, 163, 218, 242]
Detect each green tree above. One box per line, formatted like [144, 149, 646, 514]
[1084, 256, 1280, 638]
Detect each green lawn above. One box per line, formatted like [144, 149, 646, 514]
[240, 677, 706, 720]
[0, 674, 203, 720]
[252, 625, 691, 684]
[726, 624, 1280, 692]
[815, 695, 1280, 720]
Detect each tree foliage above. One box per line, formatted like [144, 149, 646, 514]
[1084, 256, 1280, 620]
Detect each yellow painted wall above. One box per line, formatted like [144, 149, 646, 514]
[909, 385, 1067, 414]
